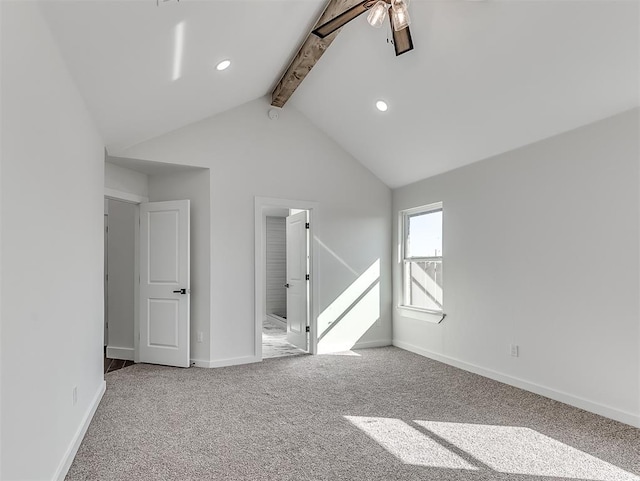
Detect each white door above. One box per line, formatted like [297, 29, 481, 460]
[286, 211, 308, 350]
[139, 200, 190, 368]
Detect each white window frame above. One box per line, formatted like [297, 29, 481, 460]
[398, 202, 444, 322]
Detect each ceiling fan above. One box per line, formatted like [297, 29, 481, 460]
[312, 0, 413, 56]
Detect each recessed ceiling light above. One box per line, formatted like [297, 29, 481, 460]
[376, 100, 388, 112]
[216, 59, 231, 71]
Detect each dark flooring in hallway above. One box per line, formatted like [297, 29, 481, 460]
[104, 351, 134, 374]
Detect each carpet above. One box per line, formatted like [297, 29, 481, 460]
[66, 347, 639, 481]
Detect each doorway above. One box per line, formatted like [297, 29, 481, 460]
[104, 195, 192, 369]
[254, 197, 319, 360]
[104, 196, 140, 372]
[263, 209, 307, 358]
[105, 157, 210, 368]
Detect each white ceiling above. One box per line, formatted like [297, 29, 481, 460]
[40, 0, 639, 188]
[39, 0, 326, 153]
[291, 0, 640, 186]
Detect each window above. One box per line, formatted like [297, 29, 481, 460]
[401, 203, 443, 313]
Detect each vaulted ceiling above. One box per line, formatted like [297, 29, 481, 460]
[40, 0, 639, 188]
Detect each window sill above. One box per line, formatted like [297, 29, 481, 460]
[396, 305, 446, 324]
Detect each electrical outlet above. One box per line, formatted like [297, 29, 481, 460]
[510, 344, 519, 357]
[197, 331, 203, 343]
[72, 386, 78, 406]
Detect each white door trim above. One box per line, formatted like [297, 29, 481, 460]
[104, 190, 143, 363]
[254, 197, 319, 359]
[104, 187, 149, 204]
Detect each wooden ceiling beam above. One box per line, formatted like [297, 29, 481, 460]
[271, 0, 364, 108]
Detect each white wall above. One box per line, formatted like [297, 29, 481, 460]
[121, 97, 392, 364]
[266, 216, 286, 318]
[106, 199, 136, 359]
[1, 3, 106, 479]
[105, 161, 148, 198]
[148, 169, 211, 365]
[392, 109, 640, 427]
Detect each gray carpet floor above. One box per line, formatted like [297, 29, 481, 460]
[66, 347, 639, 481]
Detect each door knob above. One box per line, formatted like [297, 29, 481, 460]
[284, 283, 290, 288]
[173, 288, 187, 294]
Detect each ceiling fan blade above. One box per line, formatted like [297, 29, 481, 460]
[313, 1, 371, 39]
[390, 24, 414, 56]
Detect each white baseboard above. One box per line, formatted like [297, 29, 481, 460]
[191, 355, 260, 368]
[106, 346, 134, 361]
[53, 380, 106, 481]
[393, 340, 640, 429]
[318, 339, 391, 354]
[353, 339, 392, 350]
[190, 358, 212, 368]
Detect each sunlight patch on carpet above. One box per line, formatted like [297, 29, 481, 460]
[344, 416, 478, 470]
[414, 421, 640, 481]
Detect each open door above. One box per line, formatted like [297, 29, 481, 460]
[285, 211, 308, 350]
[139, 200, 190, 368]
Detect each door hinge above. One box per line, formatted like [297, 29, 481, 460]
[306, 326, 310, 333]
[305, 222, 310, 229]
[305, 274, 310, 281]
